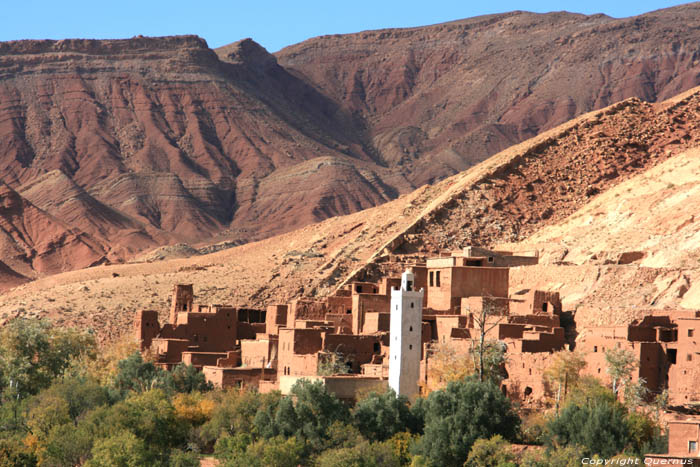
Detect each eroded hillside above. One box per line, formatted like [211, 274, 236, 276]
[4, 87, 700, 342]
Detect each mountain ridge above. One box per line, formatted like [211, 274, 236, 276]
[2, 5, 700, 284]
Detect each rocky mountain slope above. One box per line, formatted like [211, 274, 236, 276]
[3, 86, 700, 342]
[277, 4, 700, 185]
[0, 36, 400, 280]
[2, 6, 700, 282]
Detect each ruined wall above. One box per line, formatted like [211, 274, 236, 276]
[510, 290, 561, 315]
[169, 284, 194, 323]
[324, 334, 381, 371]
[287, 299, 327, 327]
[352, 293, 390, 334]
[181, 352, 227, 368]
[435, 315, 468, 344]
[204, 367, 275, 390]
[504, 351, 552, 406]
[134, 310, 160, 350]
[266, 304, 288, 335]
[151, 338, 189, 367]
[363, 312, 390, 333]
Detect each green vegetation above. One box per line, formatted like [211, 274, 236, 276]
[0, 318, 669, 466]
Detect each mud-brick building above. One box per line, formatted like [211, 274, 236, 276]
[136, 246, 563, 402]
[646, 418, 700, 465]
[134, 284, 266, 370]
[577, 310, 700, 405]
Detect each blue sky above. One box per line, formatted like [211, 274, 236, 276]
[1, 1, 690, 52]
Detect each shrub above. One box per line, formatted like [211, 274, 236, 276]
[413, 376, 520, 467]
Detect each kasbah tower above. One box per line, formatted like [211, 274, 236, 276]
[389, 269, 424, 399]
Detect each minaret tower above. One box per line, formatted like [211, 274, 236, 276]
[389, 269, 424, 398]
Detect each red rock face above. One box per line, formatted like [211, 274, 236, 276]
[1, 5, 700, 282]
[0, 36, 401, 280]
[276, 6, 700, 186]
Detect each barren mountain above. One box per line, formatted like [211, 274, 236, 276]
[3, 86, 700, 342]
[0, 36, 400, 280]
[2, 5, 700, 283]
[277, 5, 700, 185]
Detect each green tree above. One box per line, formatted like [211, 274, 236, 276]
[163, 364, 213, 394]
[86, 430, 153, 467]
[623, 377, 650, 409]
[352, 389, 420, 441]
[27, 376, 108, 441]
[0, 437, 37, 467]
[219, 436, 305, 467]
[544, 388, 629, 458]
[604, 348, 637, 396]
[317, 350, 352, 376]
[200, 390, 280, 447]
[468, 297, 508, 382]
[0, 319, 96, 399]
[40, 423, 94, 467]
[214, 432, 251, 460]
[168, 449, 200, 467]
[95, 389, 188, 461]
[111, 352, 164, 396]
[314, 440, 401, 467]
[520, 444, 586, 467]
[257, 379, 350, 452]
[543, 350, 587, 413]
[465, 435, 517, 467]
[413, 376, 520, 467]
[625, 411, 665, 457]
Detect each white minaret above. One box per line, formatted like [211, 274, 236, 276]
[389, 269, 424, 398]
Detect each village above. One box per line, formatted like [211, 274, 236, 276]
[135, 246, 700, 464]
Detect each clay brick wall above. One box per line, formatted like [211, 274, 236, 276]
[427, 267, 509, 312]
[266, 305, 288, 335]
[216, 351, 241, 368]
[163, 307, 238, 352]
[152, 338, 189, 366]
[278, 328, 323, 355]
[323, 334, 381, 370]
[509, 290, 561, 315]
[435, 315, 468, 344]
[169, 284, 193, 323]
[462, 296, 509, 318]
[667, 421, 700, 457]
[135, 310, 160, 350]
[352, 293, 390, 334]
[503, 351, 551, 404]
[327, 295, 353, 315]
[241, 339, 274, 368]
[181, 352, 227, 368]
[508, 314, 560, 327]
[378, 277, 402, 296]
[287, 299, 327, 327]
[203, 367, 275, 390]
[325, 313, 353, 334]
[361, 363, 387, 378]
[278, 354, 319, 378]
[363, 312, 390, 333]
[238, 322, 266, 340]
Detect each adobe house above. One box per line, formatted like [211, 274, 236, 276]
[646, 418, 700, 465]
[134, 284, 263, 369]
[577, 311, 700, 405]
[133, 247, 577, 404]
[425, 256, 509, 312]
